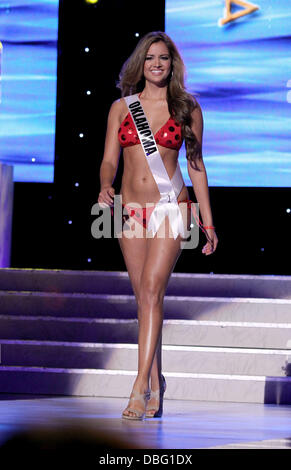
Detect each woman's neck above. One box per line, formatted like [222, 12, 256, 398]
[140, 82, 168, 101]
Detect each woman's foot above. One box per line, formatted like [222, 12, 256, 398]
[145, 375, 166, 418]
[122, 384, 151, 420]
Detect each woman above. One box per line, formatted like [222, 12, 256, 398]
[98, 31, 218, 420]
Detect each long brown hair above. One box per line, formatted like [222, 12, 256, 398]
[116, 31, 203, 171]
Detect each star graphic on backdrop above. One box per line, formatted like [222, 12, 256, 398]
[219, 0, 260, 26]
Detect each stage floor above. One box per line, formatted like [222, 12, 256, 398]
[0, 394, 291, 450]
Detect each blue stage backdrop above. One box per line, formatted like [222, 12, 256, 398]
[1, 1, 290, 187]
[0, 0, 59, 183]
[166, 0, 291, 187]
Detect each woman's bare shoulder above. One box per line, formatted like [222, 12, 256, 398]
[108, 98, 127, 119]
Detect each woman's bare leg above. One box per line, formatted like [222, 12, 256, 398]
[117, 224, 149, 417]
[118, 221, 163, 401]
[120, 216, 184, 417]
[147, 203, 191, 396]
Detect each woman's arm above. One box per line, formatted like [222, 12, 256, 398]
[98, 99, 122, 206]
[187, 101, 218, 254]
[187, 102, 213, 227]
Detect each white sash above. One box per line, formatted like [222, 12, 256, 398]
[124, 93, 187, 239]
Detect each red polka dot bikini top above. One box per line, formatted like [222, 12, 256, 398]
[118, 98, 183, 151]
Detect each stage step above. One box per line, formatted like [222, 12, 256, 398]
[0, 268, 291, 404]
[0, 340, 290, 377]
[1, 268, 291, 298]
[0, 315, 291, 349]
[0, 366, 290, 405]
[1, 291, 291, 323]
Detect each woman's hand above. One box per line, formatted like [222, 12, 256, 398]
[202, 228, 218, 256]
[98, 185, 115, 207]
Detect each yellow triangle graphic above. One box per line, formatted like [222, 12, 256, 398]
[219, 0, 260, 26]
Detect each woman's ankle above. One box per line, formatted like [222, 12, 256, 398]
[150, 374, 163, 390]
[133, 376, 150, 393]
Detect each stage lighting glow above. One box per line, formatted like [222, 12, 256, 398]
[75, 182, 79, 187]
[85, 0, 99, 4]
[79, 133, 84, 138]
[135, 33, 140, 37]
[286, 208, 290, 214]
[31, 158, 36, 162]
[86, 90, 91, 95]
[85, 47, 89, 52]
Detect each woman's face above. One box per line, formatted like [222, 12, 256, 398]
[143, 41, 172, 85]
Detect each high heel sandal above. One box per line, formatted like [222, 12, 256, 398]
[122, 389, 151, 420]
[145, 374, 167, 418]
